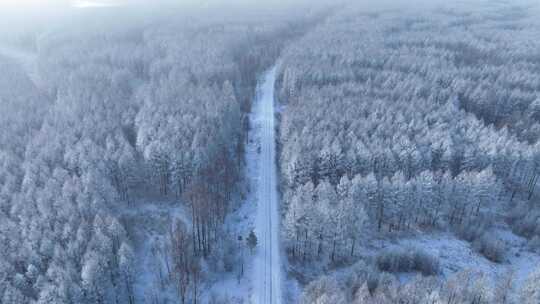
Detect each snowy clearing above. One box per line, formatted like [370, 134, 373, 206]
[364, 228, 540, 299]
[115, 199, 190, 304]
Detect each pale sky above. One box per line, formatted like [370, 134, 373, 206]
[0, 0, 68, 9]
[0, 0, 314, 32]
[0, 0, 121, 8]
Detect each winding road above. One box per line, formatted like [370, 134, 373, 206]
[252, 66, 282, 304]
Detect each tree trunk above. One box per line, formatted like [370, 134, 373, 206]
[331, 231, 338, 262]
[303, 229, 308, 262]
[191, 205, 197, 254]
[528, 174, 538, 200]
[377, 204, 384, 231]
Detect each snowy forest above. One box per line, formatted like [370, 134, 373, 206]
[277, 0, 540, 303]
[1, 0, 540, 303]
[0, 2, 321, 302]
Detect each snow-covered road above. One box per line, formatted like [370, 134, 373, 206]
[252, 66, 282, 304]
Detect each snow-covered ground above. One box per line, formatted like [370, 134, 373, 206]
[251, 66, 283, 304]
[184, 66, 285, 303]
[364, 227, 540, 298]
[116, 199, 190, 303]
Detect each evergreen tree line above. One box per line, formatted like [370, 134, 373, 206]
[300, 260, 540, 304]
[277, 0, 540, 266]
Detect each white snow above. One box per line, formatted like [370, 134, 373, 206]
[372, 228, 540, 297]
[83, 64, 286, 304]
[182, 66, 285, 303]
[251, 66, 283, 304]
[115, 199, 190, 304]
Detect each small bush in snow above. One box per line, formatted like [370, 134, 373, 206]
[529, 236, 540, 253]
[376, 247, 440, 276]
[413, 250, 441, 276]
[454, 221, 488, 243]
[510, 209, 540, 239]
[474, 234, 506, 263]
[300, 276, 347, 304]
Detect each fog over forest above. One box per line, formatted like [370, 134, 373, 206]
[1, 0, 539, 303]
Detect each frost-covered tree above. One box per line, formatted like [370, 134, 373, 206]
[521, 267, 540, 304]
[300, 276, 347, 304]
[279, 0, 540, 268]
